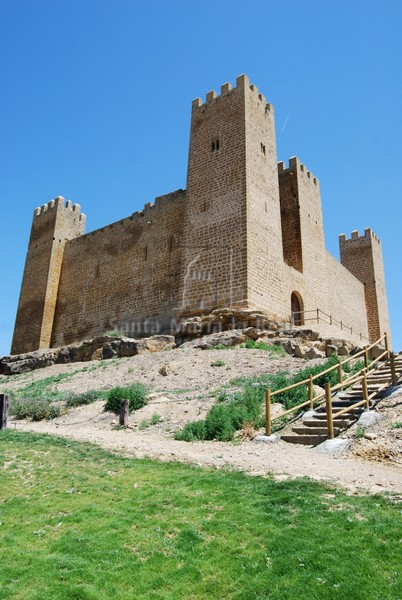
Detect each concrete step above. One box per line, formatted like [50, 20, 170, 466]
[332, 400, 362, 406]
[316, 406, 364, 416]
[292, 426, 340, 436]
[303, 418, 354, 428]
[281, 434, 328, 445]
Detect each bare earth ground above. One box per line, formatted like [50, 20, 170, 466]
[2, 346, 401, 497]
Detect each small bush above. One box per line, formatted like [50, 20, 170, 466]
[139, 419, 150, 430]
[104, 383, 147, 414]
[10, 397, 61, 421]
[104, 329, 125, 337]
[211, 360, 225, 367]
[242, 340, 285, 355]
[66, 390, 100, 407]
[355, 426, 365, 439]
[151, 414, 161, 425]
[174, 420, 207, 442]
[391, 421, 402, 430]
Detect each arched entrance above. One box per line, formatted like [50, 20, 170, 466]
[291, 291, 304, 326]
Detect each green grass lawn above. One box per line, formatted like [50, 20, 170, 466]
[0, 431, 400, 600]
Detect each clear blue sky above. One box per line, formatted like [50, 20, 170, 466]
[1, 0, 401, 355]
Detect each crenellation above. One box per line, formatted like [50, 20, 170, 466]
[11, 73, 390, 353]
[206, 90, 217, 103]
[220, 82, 232, 95]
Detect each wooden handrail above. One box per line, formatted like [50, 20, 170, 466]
[265, 332, 389, 435]
[291, 308, 371, 343]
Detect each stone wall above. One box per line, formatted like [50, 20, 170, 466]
[325, 252, 369, 340]
[51, 190, 185, 347]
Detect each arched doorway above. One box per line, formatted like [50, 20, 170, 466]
[291, 291, 304, 326]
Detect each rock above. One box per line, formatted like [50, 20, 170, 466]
[357, 411, 382, 427]
[294, 344, 309, 359]
[57, 345, 81, 363]
[244, 327, 260, 340]
[102, 343, 119, 359]
[306, 346, 324, 359]
[182, 329, 248, 350]
[338, 343, 352, 356]
[136, 335, 176, 354]
[314, 438, 352, 454]
[325, 344, 338, 358]
[0, 348, 60, 375]
[254, 434, 280, 443]
[313, 384, 324, 397]
[159, 363, 178, 376]
[303, 409, 317, 419]
[119, 338, 138, 357]
[285, 340, 297, 356]
[369, 344, 386, 360]
[364, 432, 378, 440]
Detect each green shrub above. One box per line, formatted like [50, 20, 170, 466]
[66, 390, 100, 407]
[10, 397, 61, 421]
[104, 383, 147, 414]
[150, 414, 161, 425]
[211, 359, 225, 367]
[242, 340, 286, 355]
[355, 426, 365, 439]
[174, 420, 207, 441]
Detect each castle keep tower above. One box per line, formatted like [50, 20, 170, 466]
[11, 197, 85, 354]
[182, 74, 284, 317]
[339, 229, 391, 343]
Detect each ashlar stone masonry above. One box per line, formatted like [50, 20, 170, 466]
[11, 75, 391, 354]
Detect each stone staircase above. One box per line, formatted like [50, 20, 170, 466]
[281, 353, 402, 446]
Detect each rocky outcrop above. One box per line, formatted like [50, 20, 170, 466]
[0, 335, 176, 375]
[0, 309, 371, 376]
[176, 308, 281, 341]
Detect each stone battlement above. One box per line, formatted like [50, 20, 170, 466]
[34, 196, 86, 222]
[339, 228, 381, 244]
[192, 74, 269, 111]
[278, 157, 319, 186]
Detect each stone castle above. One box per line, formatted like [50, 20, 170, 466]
[11, 74, 391, 355]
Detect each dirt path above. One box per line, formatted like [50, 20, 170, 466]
[11, 401, 402, 497]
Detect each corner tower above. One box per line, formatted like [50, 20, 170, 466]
[11, 197, 86, 354]
[181, 74, 284, 317]
[339, 228, 391, 343]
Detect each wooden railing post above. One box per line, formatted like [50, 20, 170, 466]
[325, 383, 334, 439]
[119, 399, 129, 427]
[0, 394, 9, 430]
[362, 371, 369, 409]
[384, 332, 390, 359]
[265, 389, 271, 436]
[364, 346, 369, 369]
[308, 374, 314, 408]
[337, 359, 343, 384]
[316, 308, 319, 324]
[390, 352, 397, 386]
